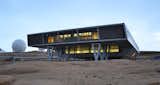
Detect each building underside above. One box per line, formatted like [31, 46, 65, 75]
[28, 23, 139, 61]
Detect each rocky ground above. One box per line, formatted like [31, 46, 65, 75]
[0, 60, 160, 85]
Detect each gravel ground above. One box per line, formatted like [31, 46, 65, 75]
[0, 59, 159, 85]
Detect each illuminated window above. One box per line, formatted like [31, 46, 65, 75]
[74, 33, 78, 37]
[68, 34, 71, 37]
[88, 32, 92, 35]
[70, 47, 75, 54]
[65, 45, 91, 54]
[79, 33, 82, 36]
[65, 44, 119, 54]
[109, 45, 119, 53]
[78, 32, 93, 40]
[64, 34, 71, 38]
[65, 47, 69, 54]
[64, 34, 68, 38]
[84, 32, 88, 36]
[75, 46, 90, 54]
[60, 35, 63, 38]
[91, 49, 103, 53]
[48, 36, 54, 43]
[76, 46, 81, 54]
[92, 32, 98, 39]
[81, 47, 90, 53]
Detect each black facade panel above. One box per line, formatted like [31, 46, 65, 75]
[99, 25, 125, 39]
[28, 34, 43, 46]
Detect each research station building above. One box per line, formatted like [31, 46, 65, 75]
[27, 23, 139, 61]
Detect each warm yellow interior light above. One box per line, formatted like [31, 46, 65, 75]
[48, 36, 54, 43]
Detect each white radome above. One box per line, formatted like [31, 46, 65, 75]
[12, 39, 26, 52]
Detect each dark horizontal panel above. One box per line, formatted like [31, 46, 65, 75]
[28, 34, 43, 46]
[99, 24, 125, 39]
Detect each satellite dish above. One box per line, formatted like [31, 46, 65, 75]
[12, 39, 26, 52]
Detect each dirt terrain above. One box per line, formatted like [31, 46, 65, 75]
[0, 60, 160, 85]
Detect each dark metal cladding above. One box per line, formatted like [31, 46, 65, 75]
[99, 24, 125, 39]
[28, 34, 44, 46]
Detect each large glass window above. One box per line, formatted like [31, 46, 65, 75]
[91, 49, 104, 53]
[60, 35, 63, 39]
[70, 47, 75, 54]
[48, 36, 54, 43]
[92, 32, 98, 39]
[64, 34, 71, 39]
[59, 34, 71, 39]
[65, 48, 69, 54]
[65, 44, 119, 54]
[78, 32, 98, 40]
[109, 45, 119, 53]
[76, 45, 81, 54]
[79, 32, 92, 40]
[47, 31, 99, 43]
[65, 45, 90, 54]
[80, 46, 90, 53]
[73, 33, 78, 37]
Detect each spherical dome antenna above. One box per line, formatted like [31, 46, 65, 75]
[12, 39, 26, 52]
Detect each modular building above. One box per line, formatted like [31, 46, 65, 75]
[27, 23, 139, 61]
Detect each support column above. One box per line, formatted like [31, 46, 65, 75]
[47, 47, 53, 61]
[100, 45, 106, 60]
[92, 43, 101, 61]
[57, 47, 62, 61]
[56, 46, 66, 61]
[61, 47, 66, 61]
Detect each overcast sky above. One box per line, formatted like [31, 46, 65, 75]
[0, 0, 160, 52]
